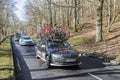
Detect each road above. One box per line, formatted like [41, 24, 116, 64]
[12, 39, 120, 80]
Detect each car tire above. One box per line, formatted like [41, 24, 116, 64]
[20, 44, 23, 46]
[36, 54, 39, 59]
[72, 65, 79, 69]
[46, 56, 51, 68]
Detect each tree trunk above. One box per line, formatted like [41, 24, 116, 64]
[96, 0, 104, 42]
[110, 0, 116, 27]
[62, 8, 65, 25]
[73, 0, 77, 32]
[48, 0, 53, 27]
[66, 0, 70, 27]
[107, 0, 116, 33]
[53, 4, 57, 27]
[107, 0, 111, 33]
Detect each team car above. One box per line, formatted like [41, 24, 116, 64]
[35, 39, 80, 68]
[35, 25, 80, 68]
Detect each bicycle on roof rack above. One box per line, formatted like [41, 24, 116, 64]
[40, 25, 70, 41]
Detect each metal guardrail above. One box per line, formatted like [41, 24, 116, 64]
[10, 36, 24, 80]
[10, 37, 16, 80]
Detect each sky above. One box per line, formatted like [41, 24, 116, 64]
[14, 0, 27, 21]
[14, 0, 45, 21]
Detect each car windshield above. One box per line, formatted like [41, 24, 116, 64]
[23, 37, 31, 40]
[48, 41, 70, 49]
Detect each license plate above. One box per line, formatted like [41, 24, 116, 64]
[65, 59, 76, 62]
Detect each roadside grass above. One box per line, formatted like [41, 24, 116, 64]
[68, 37, 94, 46]
[0, 38, 14, 80]
[68, 38, 88, 45]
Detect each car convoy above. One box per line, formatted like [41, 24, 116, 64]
[14, 25, 80, 68]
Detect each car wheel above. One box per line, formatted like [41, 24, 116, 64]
[46, 56, 51, 68]
[20, 44, 23, 46]
[72, 65, 79, 69]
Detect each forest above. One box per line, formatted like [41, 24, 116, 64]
[0, 0, 120, 41]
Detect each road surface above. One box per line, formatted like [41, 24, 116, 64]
[12, 39, 120, 80]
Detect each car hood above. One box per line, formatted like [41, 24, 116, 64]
[48, 48, 78, 55]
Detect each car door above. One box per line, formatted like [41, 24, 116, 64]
[40, 41, 46, 60]
[36, 41, 42, 56]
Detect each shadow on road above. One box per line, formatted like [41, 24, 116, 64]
[91, 68, 120, 75]
[80, 56, 105, 69]
[32, 68, 120, 80]
[51, 56, 106, 70]
[31, 58, 120, 80]
[28, 55, 106, 71]
[32, 73, 88, 80]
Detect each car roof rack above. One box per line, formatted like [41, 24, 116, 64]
[39, 25, 70, 42]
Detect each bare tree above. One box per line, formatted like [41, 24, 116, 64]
[107, 0, 116, 33]
[73, 0, 77, 32]
[96, 0, 104, 42]
[107, 0, 111, 33]
[47, 0, 53, 27]
[21, 0, 120, 42]
[0, 0, 18, 41]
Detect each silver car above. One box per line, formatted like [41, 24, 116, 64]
[35, 39, 80, 68]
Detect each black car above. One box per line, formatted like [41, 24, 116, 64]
[35, 39, 80, 68]
[14, 33, 21, 41]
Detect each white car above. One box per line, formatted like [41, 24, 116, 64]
[19, 36, 35, 46]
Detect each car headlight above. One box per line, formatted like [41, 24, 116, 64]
[52, 54, 63, 59]
[22, 41, 25, 43]
[52, 54, 64, 62]
[52, 54, 61, 58]
[32, 41, 35, 43]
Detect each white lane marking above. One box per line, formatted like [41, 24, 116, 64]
[88, 73, 103, 80]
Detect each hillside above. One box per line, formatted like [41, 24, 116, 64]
[69, 22, 120, 63]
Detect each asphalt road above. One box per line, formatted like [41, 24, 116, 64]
[12, 39, 120, 80]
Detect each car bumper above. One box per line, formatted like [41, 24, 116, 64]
[20, 42, 35, 46]
[50, 62, 80, 66]
[50, 58, 80, 66]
